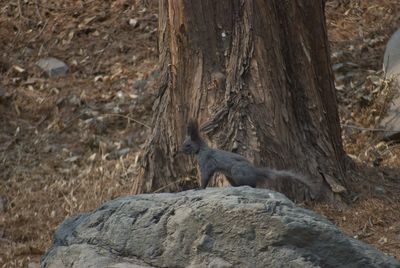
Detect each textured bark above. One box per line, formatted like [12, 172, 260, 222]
[132, 0, 348, 202]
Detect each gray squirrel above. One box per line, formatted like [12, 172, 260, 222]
[181, 119, 314, 193]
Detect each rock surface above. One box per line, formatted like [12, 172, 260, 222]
[384, 29, 400, 76]
[42, 187, 400, 268]
[381, 28, 400, 140]
[36, 57, 68, 77]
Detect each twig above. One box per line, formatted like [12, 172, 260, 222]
[35, 0, 43, 21]
[152, 177, 190, 193]
[90, 44, 110, 74]
[11, 23, 22, 46]
[17, 0, 27, 21]
[387, 143, 400, 150]
[29, 19, 48, 42]
[58, 111, 86, 133]
[341, 124, 400, 133]
[104, 113, 151, 129]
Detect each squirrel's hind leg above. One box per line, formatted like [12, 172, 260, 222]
[225, 176, 240, 187]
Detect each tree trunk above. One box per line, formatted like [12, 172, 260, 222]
[132, 0, 348, 203]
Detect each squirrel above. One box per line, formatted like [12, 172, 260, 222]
[181, 119, 314, 194]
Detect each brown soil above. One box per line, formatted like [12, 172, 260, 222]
[0, 0, 400, 266]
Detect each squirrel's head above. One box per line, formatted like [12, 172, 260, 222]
[181, 119, 202, 155]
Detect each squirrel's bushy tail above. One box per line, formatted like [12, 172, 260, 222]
[259, 168, 316, 198]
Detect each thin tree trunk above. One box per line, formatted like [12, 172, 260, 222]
[132, 0, 348, 203]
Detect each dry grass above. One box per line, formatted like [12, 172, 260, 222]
[0, 0, 158, 266]
[1, 0, 400, 267]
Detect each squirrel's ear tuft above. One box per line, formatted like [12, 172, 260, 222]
[187, 119, 200, 141]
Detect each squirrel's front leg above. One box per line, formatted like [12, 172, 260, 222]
[199, 162, 215, 189]
[200, 169, 213, 189]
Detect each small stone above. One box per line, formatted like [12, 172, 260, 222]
[117, 148, 130, 157]
[129, 18, 139, 27]
[0, 85, 5, 99]
[116, 91, 125, 101]
[36, 57, 69, 77]
[150, 69, 161, 80]
[68, 95, 81, 105]
[28, 261, 40, 268]
[374, 186, 386, 195]
[132, 79, 148, 91]
[44, 145, 58, 153]
[64, 156, 80, 162]
[0, 196, 5, 213]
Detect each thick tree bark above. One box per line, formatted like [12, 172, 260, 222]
[132, 0, 348, 202]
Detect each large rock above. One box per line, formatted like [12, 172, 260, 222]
[381, 29, 400, 141]
[42, 187, 400, 268]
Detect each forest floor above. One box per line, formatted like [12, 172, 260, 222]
[1, 0, 400, 267]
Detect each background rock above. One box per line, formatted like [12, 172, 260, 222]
[42, 187, 400, 268]
[381, 28, 400, 141]
[36, 57, 69, 77]
[383, 29, 400, 76]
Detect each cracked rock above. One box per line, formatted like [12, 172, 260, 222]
[42, 187, 400, 268]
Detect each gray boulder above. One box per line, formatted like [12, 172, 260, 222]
[42, 187, 400, 268]
[381, 29, 400, 140]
